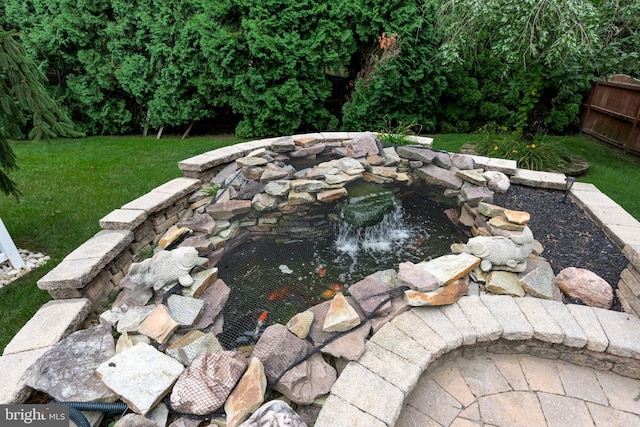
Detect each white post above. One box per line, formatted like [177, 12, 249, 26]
[0, 218, 25, 269]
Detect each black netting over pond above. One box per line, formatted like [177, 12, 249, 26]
[214, 181, 467, 350]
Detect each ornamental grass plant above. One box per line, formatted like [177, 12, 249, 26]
[473, 123, 571, 172]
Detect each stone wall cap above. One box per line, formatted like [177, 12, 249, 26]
[64, 229, 134, 262]
[405, 135, 434, 147]
[593, 308, 640, 359]
[484, 158, 518, 175]
[152, 177, 201, 195]
[99, 208, 148, 230]
[510, 168, 567, 189]
[178, 146, 244, 172]
[0, 347, 52, 404]
[3, 298, 92, 355]
[604, 224, 640, 249]
[623, 244, 640, 269]
[38, 257, 106, 290]
[121, 178, 198, 212]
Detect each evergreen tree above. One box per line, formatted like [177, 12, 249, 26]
[0, 18, 81, 197]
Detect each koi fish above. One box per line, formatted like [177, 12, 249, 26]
[217, 309, 264, 350]
[254, 311, 268, 338]
[330, 283, 344, 292]
[269, 285, 298, 301]
[410, 236, 427, 250]
[317, 267, 326, 277]
[319, 289, 335, 300]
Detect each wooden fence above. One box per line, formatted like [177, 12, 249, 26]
[580, 75, 640, 155]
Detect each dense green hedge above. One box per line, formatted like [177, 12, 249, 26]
[4, 1, 639, 137]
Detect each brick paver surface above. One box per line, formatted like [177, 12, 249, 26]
[397, 353, 640, 427]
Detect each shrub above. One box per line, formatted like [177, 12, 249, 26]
[473, 124, 570, 171]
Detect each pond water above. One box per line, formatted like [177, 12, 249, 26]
[215, 181, 467, 347]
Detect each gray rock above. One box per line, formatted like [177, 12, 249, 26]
[264, 180, 291, 197]
[290, 179, 328, 193]
[485, 270, 525, 297]
[397, 261, 441, 292]
[206, 200, 252, 221]
[236, 156, 269, 168]
[320, 321, 370, 361]
[483, 170, 511, 193]
[27, 325, 117, 402]
[451, 153, 476, 170]
[113, 413, 158, 427]
[346, 132, 380, 158]
[112, 284, 153, 311]
[252, 193, 279, 212]
[177, 213, 217, 234]
[271, 137, 296, 153]
[274, 352, 336, 405]
[237, 180, 265, 200]
[187, 278, 231, 331]
[289, 143, 326, 158]
[96, 342, 184, 415]
[167, 294, 204, 326]
[460, 184, 494, 207]
[116, 305, 156, 333]
[396, 146, 437, 163]
[239, 400, 307, 427]
[349, 277, 393, 316]
[519, 257, 560, 300]
[433, 151, 452, 169]
[252, 324, 314, 385]
[260, 163, 290, 183]
[416, 164, 463, 189]
[333, 157, 365, 175]
[170, 351, 247, 415]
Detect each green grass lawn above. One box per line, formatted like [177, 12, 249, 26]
[0, 134, 243, 351]
[1, 132, 638, 352]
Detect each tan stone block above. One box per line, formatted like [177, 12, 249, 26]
[138, 305, 179, 344]
[504, 209, 530, 225]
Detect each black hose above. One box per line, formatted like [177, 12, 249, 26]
[53, 401, 129, 427]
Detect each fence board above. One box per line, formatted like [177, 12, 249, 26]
[580, 75, 640, 155]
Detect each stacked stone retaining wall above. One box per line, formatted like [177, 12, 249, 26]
[4, 131, 640, 411]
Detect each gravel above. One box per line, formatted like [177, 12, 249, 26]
[493, 184, 628, 310]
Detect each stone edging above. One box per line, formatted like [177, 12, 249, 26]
[313, 295, 640, 426]
[2, 131, 640, 410]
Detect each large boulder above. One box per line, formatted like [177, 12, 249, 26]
[556, 267, 613, 309]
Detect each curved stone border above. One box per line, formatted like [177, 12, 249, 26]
[2, 132, 640, 408]
[314, 295, 640, 426]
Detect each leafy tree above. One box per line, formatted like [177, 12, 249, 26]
[198, 0, 354, 137]
[0, 18, 81, 197]
[341, 1, 446, 132]
[434, 0, 640, 135]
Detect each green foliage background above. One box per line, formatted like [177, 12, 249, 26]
[3, 0, 639, 137]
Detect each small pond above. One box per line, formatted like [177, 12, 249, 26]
[215, 180, 467, 347]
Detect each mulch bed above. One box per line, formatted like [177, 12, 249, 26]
[493, 184, 628, 310]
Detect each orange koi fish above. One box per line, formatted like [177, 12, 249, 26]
[410, 236, 427, 250]
[254, 311, 268, 338]
[269, 286, 298, 301]
[317, 267, 326, 277]
[331, 283, 344, 292]
[319, 289, 335, 300]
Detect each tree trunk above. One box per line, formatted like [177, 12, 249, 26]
[181, 122, 194, 140]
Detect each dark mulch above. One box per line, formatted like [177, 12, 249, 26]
[492, 184, 628, 310]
